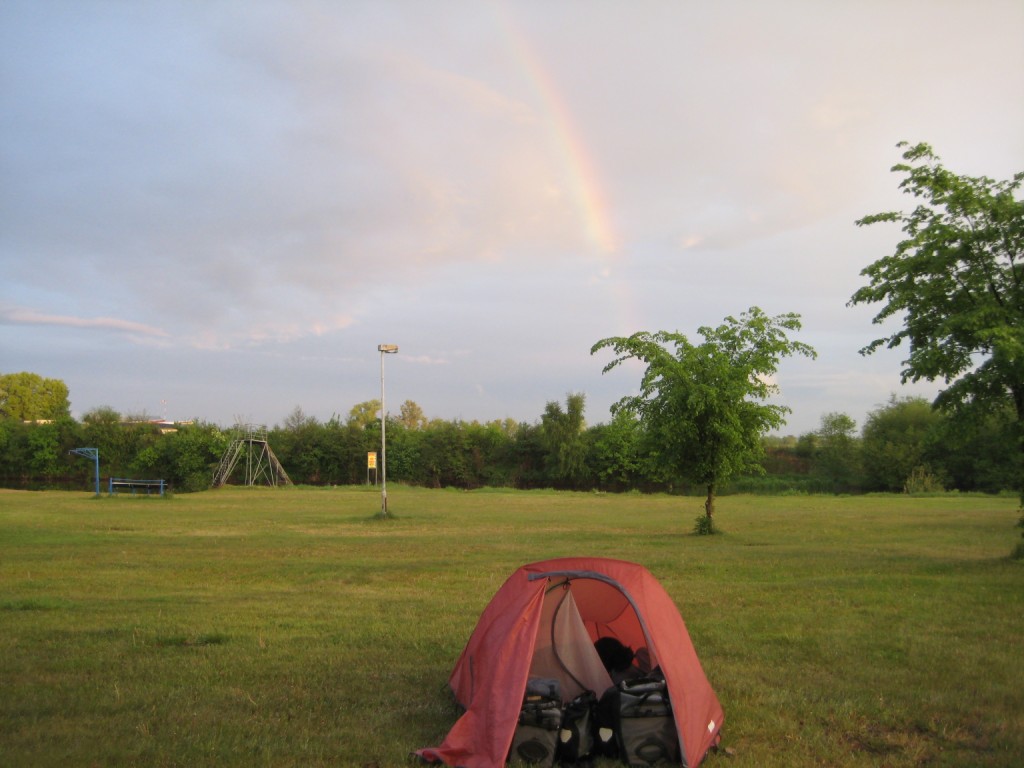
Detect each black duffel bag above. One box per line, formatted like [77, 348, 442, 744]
[557, 690, 598, 764]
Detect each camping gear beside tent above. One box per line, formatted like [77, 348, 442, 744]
[415, 557, 723, 768]
[558, 689, 598, 763]
[604, 675, 680, 765]
[509, 678, 563, 766]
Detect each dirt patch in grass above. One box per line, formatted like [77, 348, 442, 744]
[154, 632, 231, 648]
[841, 713, 1004, 765]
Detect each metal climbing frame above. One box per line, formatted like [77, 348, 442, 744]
[211, 424, 292, 488]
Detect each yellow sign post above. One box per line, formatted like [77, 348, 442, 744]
[367, 452, 378, 485]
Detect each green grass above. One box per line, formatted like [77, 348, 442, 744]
[0, 486, 1021, 767]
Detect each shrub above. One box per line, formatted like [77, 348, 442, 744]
[693, 513, 717, 536]
[903, 465, 945, 494]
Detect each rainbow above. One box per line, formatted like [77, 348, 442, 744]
[498, 10, 644, 338]
[499, 11, 620, 258]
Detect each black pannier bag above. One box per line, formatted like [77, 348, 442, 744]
[557, 690, 597, 764]
[594, 684, 621, 759]
[509, 678, 563, 766]
[615, 676, 680, 767]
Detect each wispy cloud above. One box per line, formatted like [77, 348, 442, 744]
[402, 354, 450, 365]
[0, 305, 169, 338]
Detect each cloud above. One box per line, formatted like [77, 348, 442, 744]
[401, 354, 451, 365]
[0, 304, 169, 340]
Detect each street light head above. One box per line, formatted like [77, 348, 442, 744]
[378, 344, 399, 353]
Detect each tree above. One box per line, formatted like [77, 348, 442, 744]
[398, 400, 428, 430]
[281, 405, 317, 431]
[418, 419, 471, 488]
[464, 420, 518, 488]
[273, 408, 327, 484]
[849, 142, 1024, 499]
[26, 422, 62, 478]
[539, 393, 589, 488]
[82, 406, 149, 477]
[931, 404, 1022, 493]
[813, 412, 861, 493]
[510, 422, 547, 489]
[588, 410, 645, 491]
[0, 372, 71, 421]
[165, 421, 228, 492]
[592, 307, 815, 528]
[347, 400, 381, 429]
[860, 395, 943, 492]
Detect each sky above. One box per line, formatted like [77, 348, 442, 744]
[2, 1, 1023, 436]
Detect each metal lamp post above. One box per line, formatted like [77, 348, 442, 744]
[377, 344, 398, 517]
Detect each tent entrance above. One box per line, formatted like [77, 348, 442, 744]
[528, 577, 656, 702]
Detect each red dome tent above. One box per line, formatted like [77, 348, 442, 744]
[416, 557, 723, 768]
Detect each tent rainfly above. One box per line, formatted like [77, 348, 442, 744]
[416, 557, 724, 768]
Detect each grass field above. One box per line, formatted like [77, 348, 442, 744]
[1, 486, 1021, 767]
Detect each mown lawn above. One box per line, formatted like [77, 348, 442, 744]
[0, 486, 1021, 767]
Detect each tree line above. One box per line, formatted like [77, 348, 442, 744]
[0, 387, 1017, 496]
